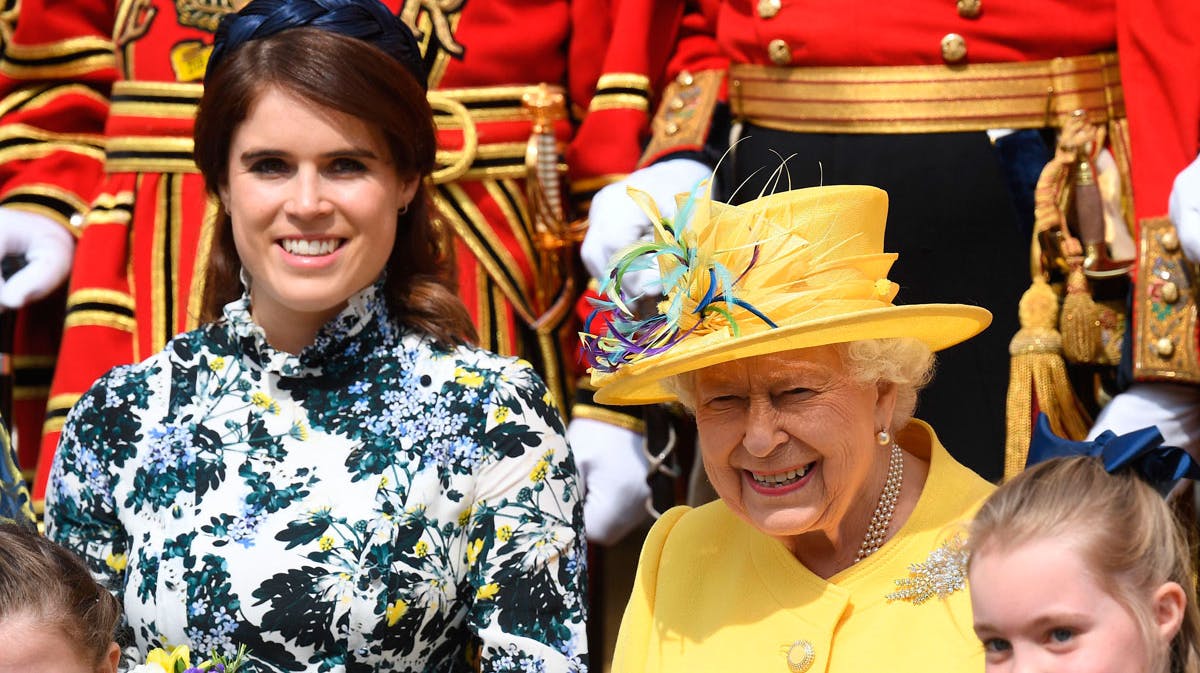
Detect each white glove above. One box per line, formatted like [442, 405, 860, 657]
[1169, 154, 1200, 263]
[0, 207, 75, 309]
[1088, 383, 1200, 451]
[568, 416, 651, 546]
[581, 158, 711, 298]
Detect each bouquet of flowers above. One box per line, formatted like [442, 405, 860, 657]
[129, 645, 248, 673]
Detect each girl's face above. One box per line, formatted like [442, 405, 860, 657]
[969, 537, 1183, 673]
[0, 613, 118, 673]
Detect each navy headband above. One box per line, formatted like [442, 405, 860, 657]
[206, 0, 427, 88]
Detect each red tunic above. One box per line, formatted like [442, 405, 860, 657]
[0, 0, 667, 500]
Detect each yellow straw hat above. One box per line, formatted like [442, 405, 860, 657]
[581, 183, 992, 405]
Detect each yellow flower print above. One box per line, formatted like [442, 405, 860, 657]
[457, 507, 474, 527]
[493, 406, 509, 424]
[208, 356, 226, 372]
[319, 535, 335, 551]
[105, 552, 128, 573]
[542, 391, 555, 407]
[496, 525, 513, 542]
[378, 475, 389, 490]
[465, 538, 483, 565]
[386, 599, 408, 626]
[251, 391, 280, 414]
[414, 540, 429, 558]
[454, 367, 484, 387]
[289, 420, 309, 441]
[530, 460, 549, 482]
[476, 583, 500, 601]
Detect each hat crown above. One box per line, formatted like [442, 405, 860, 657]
[582, 181, 992, 405]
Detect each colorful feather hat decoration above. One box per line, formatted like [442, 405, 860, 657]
[581, 182, 992, 405]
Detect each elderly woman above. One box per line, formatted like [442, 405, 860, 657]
[582, 184, 995, 672]
[44, 1, 585, 671]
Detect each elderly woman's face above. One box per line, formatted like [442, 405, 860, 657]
[691, 345, 896, 547]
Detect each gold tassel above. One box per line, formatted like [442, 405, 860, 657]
[1005, 278, 1093, 480]
[1059, 264, 1101, 363]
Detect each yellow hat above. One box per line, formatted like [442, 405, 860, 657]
[582, 183, 992, 405]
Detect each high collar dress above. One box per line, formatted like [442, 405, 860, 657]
[46, 282, 587, 673]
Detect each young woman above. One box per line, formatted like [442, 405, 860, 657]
[44, 2, 586, 671]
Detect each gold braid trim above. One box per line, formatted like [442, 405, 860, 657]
[572, 403, 645, 434]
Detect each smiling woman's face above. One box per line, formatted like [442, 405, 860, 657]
[219, 86, 417, 349]
[691, 345, 895, 550]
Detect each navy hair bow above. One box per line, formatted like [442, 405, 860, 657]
[1026, 413, 1200, 494]
[206, 0, 426, 88]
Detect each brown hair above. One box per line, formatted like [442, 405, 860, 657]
[0, 522, 121, 665]
[969, 457, 1200, 673]
[194, 27, 476, 347]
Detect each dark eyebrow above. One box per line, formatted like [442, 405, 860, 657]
[238, 147, 380, 163]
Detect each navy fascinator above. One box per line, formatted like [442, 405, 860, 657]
[206, 0, 426, 88]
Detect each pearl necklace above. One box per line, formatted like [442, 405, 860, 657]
[854, 442, 904, 563]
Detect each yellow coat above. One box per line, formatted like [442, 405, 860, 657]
[613, 420, 994, 673]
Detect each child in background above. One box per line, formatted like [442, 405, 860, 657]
[0, 521, 120, 673]
[968, 456, 1200, 673]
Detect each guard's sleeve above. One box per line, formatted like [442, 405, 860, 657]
[0, 0, 117, 234]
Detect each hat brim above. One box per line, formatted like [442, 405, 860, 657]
[592, 303, 992, 405]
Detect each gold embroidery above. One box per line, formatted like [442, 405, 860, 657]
[174, 0, 237, 32]
[596, 73, 651, 94]
[169, 40, 212, 83]
[886, 534, 968, 605]
[1132, 217, 1200, 382]
[588, 93, 649, 113]
[67, 288, 136, 313]
[571, 404, 645, 434]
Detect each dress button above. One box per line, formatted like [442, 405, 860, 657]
[786, 640, 815, 672]
[956, 0, 982, 18]
[757, 0, 781, 19]
[941, 33, 967, 63]
[767, 39, 792, 66]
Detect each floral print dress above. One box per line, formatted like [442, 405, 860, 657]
[46, 283, 587, 673]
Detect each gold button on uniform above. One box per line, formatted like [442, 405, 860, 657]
[941, 33, 967, 63]
[1162, 230, 1181, 252]
[1156, 338, 1176, 358]
[956, 0, 982, 18]
[664, 121, 680, 136]
[768, 39, 792, 65]
[676, 70, 694, 87]
[757, 0, 781, 19]
[1162, 281, 1181, 304]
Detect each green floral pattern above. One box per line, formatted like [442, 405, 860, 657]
[46, 282, 587, 673]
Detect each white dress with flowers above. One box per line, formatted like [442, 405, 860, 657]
[46, 283, 587, 673]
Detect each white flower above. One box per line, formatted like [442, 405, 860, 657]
[128, 665, 169, 673]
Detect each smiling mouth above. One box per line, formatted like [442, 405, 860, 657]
[279, 238, 344, 256]
[749, 462, 815, 488]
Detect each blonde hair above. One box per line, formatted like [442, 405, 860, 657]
[668, 337, 934, 428]
[968, 457, 1200, 673]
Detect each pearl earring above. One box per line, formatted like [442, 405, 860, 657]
[876, 429, 891, 446]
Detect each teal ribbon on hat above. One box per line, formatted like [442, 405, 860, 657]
[1026, 413, 1200, 494]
